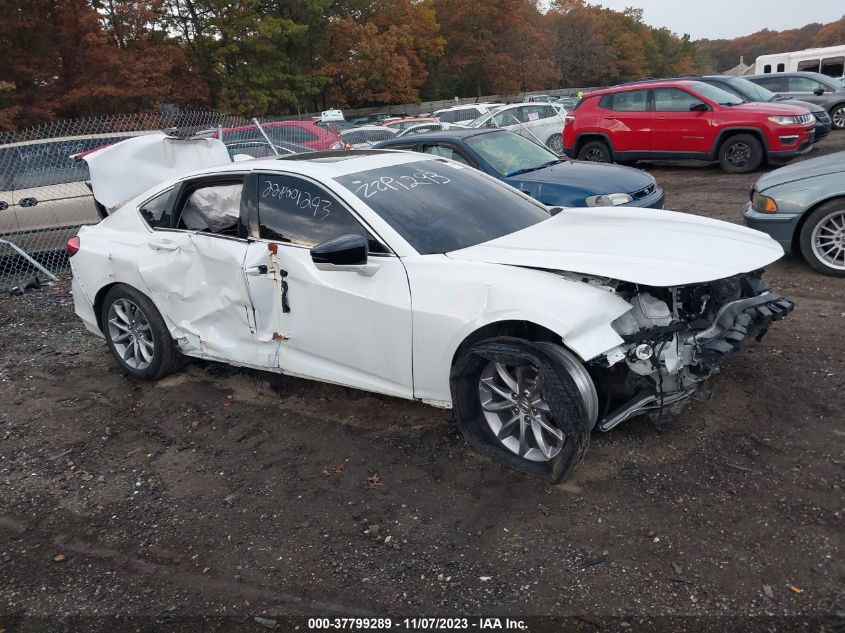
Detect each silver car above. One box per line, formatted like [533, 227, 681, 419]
[746, 72, 845, 129]
[0, 132, 142, 254]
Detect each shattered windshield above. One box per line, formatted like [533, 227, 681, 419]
[334, 159, 550, 254]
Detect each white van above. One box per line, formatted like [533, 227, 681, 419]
[755, 45, 845, 79]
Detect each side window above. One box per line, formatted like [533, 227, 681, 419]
[522, 105, 545, 122]
[609, 90, 648, 112]
[653, 88, 701, 112]
[139, 188, 175, 229]
[763, 65, 771, 73]
[776, 63, 785, 72]
[755, 76, 783, 91]
[421, 144, 470, 165]
[258, 174, 385, 251]
[796, 59, 820, 73]
[539, 105, 557, 118]
[177, 182, 243, 235]
[493, 109, 516, 126]
[788, 76, 822, 93]
[821, 57, 844, 78]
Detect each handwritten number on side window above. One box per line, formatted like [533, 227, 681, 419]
[261, 180, 331, 220]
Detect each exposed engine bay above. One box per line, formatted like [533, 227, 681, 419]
[585, 270, 793, 431]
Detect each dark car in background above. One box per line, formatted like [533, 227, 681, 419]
[746, 72, 845, 130]
[745, 150, 845, 276]
[683, 75, 831, 141]
[375, 128, 664, 209]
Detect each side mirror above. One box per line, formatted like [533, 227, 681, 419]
[310, 233, 368, 271]
[814, 87, 825, 96]
[689, 102, 709, 112]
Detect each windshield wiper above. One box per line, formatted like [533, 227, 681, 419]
[505, 159, 564, 177]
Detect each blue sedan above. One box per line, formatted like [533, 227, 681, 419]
[375, 128, 665, 209]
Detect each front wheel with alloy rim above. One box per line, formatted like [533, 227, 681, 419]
[831, 104, 845, 130]
[450, 337, 596, 483]
[799, 200, 845, 277]
[101, 284, 183, 379]
[717, 134, 763, 174]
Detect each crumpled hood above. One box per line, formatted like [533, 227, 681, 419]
[506, 159, 654, 193]
[446, 206, 784, 287]
[755, 150, 845, 191]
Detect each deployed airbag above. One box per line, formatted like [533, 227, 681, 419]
[180, 184, 242, 232]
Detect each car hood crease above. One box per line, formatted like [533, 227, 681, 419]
[446, 206, 784, 287]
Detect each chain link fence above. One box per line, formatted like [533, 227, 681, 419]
[0, 111, 345, 288]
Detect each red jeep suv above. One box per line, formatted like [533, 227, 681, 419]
[562, 80, 816, 173]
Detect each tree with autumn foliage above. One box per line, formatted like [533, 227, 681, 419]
[0, 0, 842, 132]
[317, 0, 445, 108]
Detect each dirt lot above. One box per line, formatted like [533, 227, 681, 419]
[1, 133, 843, 632]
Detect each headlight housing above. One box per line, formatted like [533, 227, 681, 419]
[751, 190, 778, 213]
[585, 193, 633, 207]
[768, 115, 798, 125]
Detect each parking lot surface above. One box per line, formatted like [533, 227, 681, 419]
[1, 134, 843, 628]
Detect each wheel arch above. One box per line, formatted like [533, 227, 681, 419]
[574, 132, 615, 156]
[450, 320, 563, 371]
[93, 282, 122, 333]
[712, 127, 769, 158]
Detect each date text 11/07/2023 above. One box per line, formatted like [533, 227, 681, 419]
[306, 617, 529, 630]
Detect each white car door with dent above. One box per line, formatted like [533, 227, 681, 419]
[253, 172, 413, 398]
[132, 178, 282, 369]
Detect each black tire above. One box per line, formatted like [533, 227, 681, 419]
[798, 199, 845, 277]
[717, 133, 763, 174]
[830, 103, 845, 130]
[545, 133, 563, 154]
[450, 337, 591, 483]
[577, 139, 612, 163]
[100, 284, 183, 380]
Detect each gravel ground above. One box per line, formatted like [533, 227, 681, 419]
[1, 133, 843, 633]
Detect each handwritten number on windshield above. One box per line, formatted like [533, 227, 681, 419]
[351, 171, 450, 199]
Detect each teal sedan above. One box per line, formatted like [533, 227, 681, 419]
[745, 151, 845, 277]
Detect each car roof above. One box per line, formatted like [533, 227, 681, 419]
[376, 128, 498, 145]
[181, 149, 434, 182]
[595, 79, 702, 94]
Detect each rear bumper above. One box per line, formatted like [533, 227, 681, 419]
[743, 202, 801, 254]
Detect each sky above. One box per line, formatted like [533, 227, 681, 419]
[580, 0, 844, 40]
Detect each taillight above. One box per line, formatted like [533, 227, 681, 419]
[564, 115, 575, 126]
[66, 236, 80, 257]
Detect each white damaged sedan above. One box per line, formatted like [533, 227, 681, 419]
[70, 134, 792, 482]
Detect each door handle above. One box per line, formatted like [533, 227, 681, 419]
[655, 116, 667, 120]
[245, 265, 268, 276]
[148, 240, 178, 252]
[19, 197, 38, 207]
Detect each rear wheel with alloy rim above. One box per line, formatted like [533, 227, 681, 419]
[799, 200, 845, 277]
[546, 133, 564, 154]
[577, 140, 612, 163]
[718, 134, 763, 173]
[451, 337, 595, 482]
[101, 284, 183, 379]
[830, 104, 845, 130]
